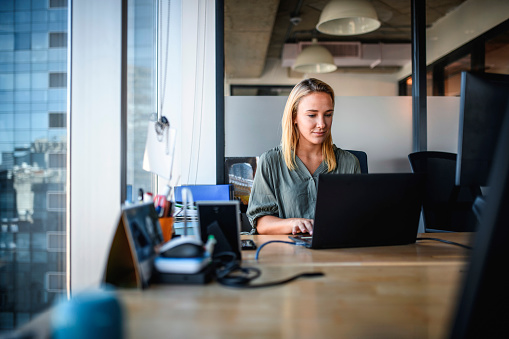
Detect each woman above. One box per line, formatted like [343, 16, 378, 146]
[246, 78, 360, 235]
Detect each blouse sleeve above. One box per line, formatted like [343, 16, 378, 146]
[246, 152, 279, 233]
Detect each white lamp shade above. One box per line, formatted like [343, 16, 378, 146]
[292, 40, 337, 74]
[317, 0, 381, 36]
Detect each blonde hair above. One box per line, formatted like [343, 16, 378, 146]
[281, 78, 337, 172]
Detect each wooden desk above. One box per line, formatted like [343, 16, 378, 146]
[120, 233, 472, 339]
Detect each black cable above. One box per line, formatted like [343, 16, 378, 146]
[213, 248, 324, 288]
[218, 271, 324, 289]
[416, 237, 472, 250]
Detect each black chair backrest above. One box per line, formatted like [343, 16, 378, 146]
[346, 150, 368, 174]
[408, 151, 482, 232]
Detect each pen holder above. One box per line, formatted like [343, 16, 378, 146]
[159, 217, 174, 242]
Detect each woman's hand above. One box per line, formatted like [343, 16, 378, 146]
[288, 218, 314, 235]
[256, 215, 314, 235]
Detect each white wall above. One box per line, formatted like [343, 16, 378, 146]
[70, 1, 122, 293]
[226, 96, 461, 173]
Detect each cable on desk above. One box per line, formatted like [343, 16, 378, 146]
[416, 237, 472, 250]
[254, 240, 299, 260]
[218, 271, 324, 289]
[212, 245, 324, 288]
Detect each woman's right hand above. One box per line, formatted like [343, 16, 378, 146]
[288, 218, 314, 235]
[256, 215, 314, 235]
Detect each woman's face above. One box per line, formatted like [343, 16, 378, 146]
[294, 92, 334, 147]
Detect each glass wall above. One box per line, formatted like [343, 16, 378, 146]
[0, 0, 68, 332]
[126, 0, 157, 203]
[400, 19, 509, 96]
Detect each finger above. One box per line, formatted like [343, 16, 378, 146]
[304, 220, 314, 234]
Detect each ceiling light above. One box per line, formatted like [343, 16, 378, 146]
[292, 39, 337, 74]
[317, 0, 381, 36]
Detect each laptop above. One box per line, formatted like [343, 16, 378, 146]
[289, 173, 425, 249]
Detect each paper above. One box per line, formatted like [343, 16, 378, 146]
[143, 119, 176, 180]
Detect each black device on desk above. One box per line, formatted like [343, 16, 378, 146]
[196, 200, 242, 260]
[241, 239, 257, 250]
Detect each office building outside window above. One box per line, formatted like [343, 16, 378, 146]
[126, 0, 157, 203]
[0, 0, 68, 332]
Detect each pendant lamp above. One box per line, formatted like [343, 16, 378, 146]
[292, 39, 337, 74]
[317, 0, 381, 36]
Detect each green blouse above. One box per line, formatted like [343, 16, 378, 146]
[246, 145, 360, 233]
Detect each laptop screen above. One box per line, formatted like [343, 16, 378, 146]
[306, 173, 424, 249]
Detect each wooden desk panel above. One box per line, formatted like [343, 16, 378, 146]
[121, 233, 472, 339]
[243, 233, 472, 266]
[123, 265, 464, 339]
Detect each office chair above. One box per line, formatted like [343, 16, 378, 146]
[345, 150, 368, 174]
[408, 151, 481, 232]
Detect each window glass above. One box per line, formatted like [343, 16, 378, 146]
[14, 32, 30, 50]
[31, 113, 48, 128]
[444, 55, 470, 96]
[0, 113, 14, 129]
[31, 72, 46, 89]
[15, 73, 30, 89]
[32, 10, 49, 23]
[0, 1, 68, 333]
[49, 0, 68, 8]
[48, 112, 66, 128]
[14, 11, 30, 23]
[14, 90, 30, 102]
[485, 29, 509, 75]
[0, 74, 14, 90]
[0, 34, 15, 50]
[0, 51, 14, 62]
[49, 32, 67, 48]
[15, 0, 31, 11]
[31, 50, 48, 62]
[48, 72, 66, 88]
[31, 32, 48, 50]
[126, 0, 157, 203]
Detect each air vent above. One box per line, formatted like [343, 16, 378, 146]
[281, 43, 411, 69]
[298, 41, 362, 58]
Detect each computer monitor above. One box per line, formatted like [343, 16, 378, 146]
[449, 101, 509, 338]
[456, 71, 509, 187]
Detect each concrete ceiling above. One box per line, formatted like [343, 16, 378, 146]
[224, 0, 467, 78]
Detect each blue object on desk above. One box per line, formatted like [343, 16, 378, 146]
[174, 184, 232, 202]
[51, 290, 124, 339]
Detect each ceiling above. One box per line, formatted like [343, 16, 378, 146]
[224, 0, 467, 78]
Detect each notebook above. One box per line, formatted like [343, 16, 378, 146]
[289, 173, 425, 249]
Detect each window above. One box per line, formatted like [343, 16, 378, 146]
[49, 32, 67, 48]
[125, 0, 158, 202]
[48, 153, 65, 168]
[48, 112, 66, 128]
[0, 2, 68, 332]
[14, 33, 30, 50]
[49, 0, 68, 8]
[47, 191, 66, 211]
[399, 19, 509, 96]
[49, 72, 66, 88]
